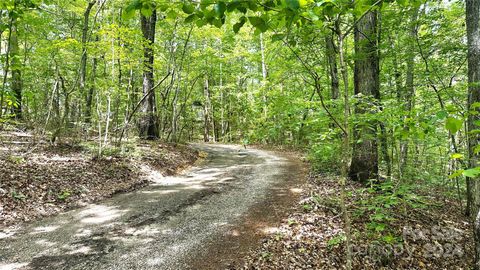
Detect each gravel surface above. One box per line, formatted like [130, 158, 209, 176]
[0, 144, 305, 270]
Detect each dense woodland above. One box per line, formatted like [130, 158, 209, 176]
[1, 0, 480, 268]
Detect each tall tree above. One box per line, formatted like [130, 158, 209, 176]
[81, 1, 96, 123]
[399, 7, 419, 172]
[466, 0, 480, 268]
[326, 31, 339, 100]
[10, 12, 22, 119]
[139, 8, 159, 139]
[349, 10, 380, 182]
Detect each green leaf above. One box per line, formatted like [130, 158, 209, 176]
[436, 110, 448, 120]
[214, 1, 227, 17]
[123, 0, 141, 20]
[286, 0, 300, 10]
[184, 14, 197, 23]
[212, 18, 223, 28]
[140, 5, 153, 17]
[237, 6, 247, 13]
[445, 117, 463, 134]
[299, 0, 310, 7]
[166, 9, 178, 19]
[248, 16, 268, 32]
[474, 145, 480, 155]
[471, 102, 480, 109]
[182, 2, 195, 14]
[196, 19, 207, 27]
[463, 168, 480, 178]
[233, 17, 246, 33]
[271, 33, 285, 41]
[450, 153, 464, 160]
[227, 1, 241, 12]
[449, 170, 463, 179]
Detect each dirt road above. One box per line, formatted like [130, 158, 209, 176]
[0, 144, 305, 270]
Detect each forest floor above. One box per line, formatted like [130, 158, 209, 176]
[0, 130, 198, 228]
[239, 167, 474, 269]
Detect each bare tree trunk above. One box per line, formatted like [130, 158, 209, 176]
[326, 31, 339, 100]
[10, 15, 22, 119]
[139, 9, 159, 139]
[203, 76, 211, 142]
[260, 33, 268, 118]
[400, 7, 419, 173]
[85, 54, 97, 124]
[171, 82, 180, 142]
[81, 1, 96, 123]
[466, 0, 480, 268]
[220, 61, 225, 141]
[467, 0, 480, 217]
[349, 11, 380, 182]
[337, 26, 353, 270]
[0, 16, 12, 119]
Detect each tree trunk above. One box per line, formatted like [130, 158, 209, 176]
[85, 53, 97, 124]
[400, 7, 419, 172]
[10, 15, 22, 119]
[81, 1, 96, 123]
[326, 31, 339, 100]
[139, 9, 159, 139]
[467, 0, 480, 216]
[203, 77, 211, 142]
[476, 210, 480, 270]
[466, 0, 480, 267]
[349, 11, 380, 182]
[260, 33, 268, 118]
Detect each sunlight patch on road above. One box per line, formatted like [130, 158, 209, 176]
[77, 205, 126, 224]
[67, 245, 92, 255]
[290, 188, 303, 194]
[30, 225, 60, 234]
[141, 189, 179, 195]
[74, 228, 92, 237]
[0, 229, 17, 239]
[34, 239, 56, 248]
[229, 229, 240, 236]
[0, 263, 28, 270]
[261, 226, 279, 235]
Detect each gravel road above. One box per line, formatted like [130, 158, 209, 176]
[0, 144, 304, 270]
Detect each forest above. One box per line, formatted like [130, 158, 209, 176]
[0, 0, 480, 269]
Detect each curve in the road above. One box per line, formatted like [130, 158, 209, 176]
[0, 144, 305, 270]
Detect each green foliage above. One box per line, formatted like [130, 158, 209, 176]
[7, 155, 25, 164]
[308, 139, 343, 173]
[327, 234, 346, 248]
[356, 181, 426, 239]
[302, 203, 313, 211]
[445, 117, 463, 134]
[11, 189, 27, 201]
[57, 189, 72, 201]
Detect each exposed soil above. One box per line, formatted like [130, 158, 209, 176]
[0, 131, 198, 228]
[188, 151, 308, 270]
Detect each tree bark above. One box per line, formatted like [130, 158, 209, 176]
[139, 9, 159, 139]
[326, 31, 339, 100]
[81, 1, 96, 123]
[85, 54, 97, 124]
[349, 11, 380, 182]
[260, 33, 268, 118]
[400, 7, 419, 172]
[203, 76, 211, 142]
[467, 0, 480, 217]
[10, 15, 22, 119]
[466, 0, 480, 267]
